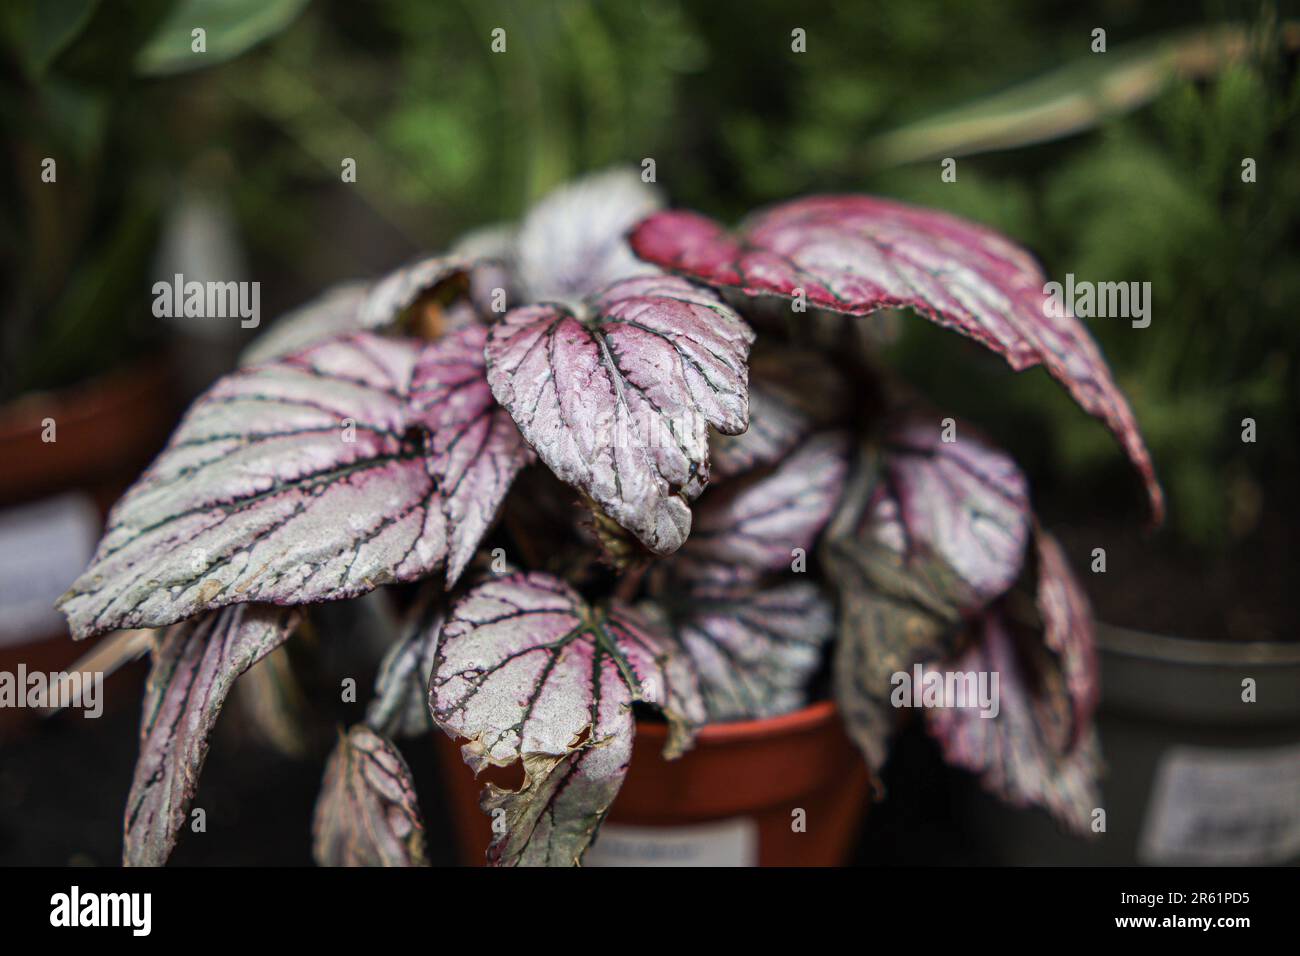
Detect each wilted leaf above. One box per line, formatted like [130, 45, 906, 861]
[710, 347, 852, 479]
[630, 197, 1162, 523]
[485, 275, 754, 555]
[925, 610, 1101, 835]
[429, 572, 704, 865]
[831, 581, 960, 771]
[410, 324, 535, 585]
[822, 416, 1031, 770]
[516, 168, 662, 302]
[230, 644, 311, 758]
[480, 710, 634, 867]
[59, 334, 448, 638]
[1030, 529, 1099, 751]
[366, 589, 445, 738]
[124, 604, 299, 866]
[312, 725, 428, 866]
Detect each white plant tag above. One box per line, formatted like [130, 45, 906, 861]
[1139, 742, 1300, 865]
[585, 818, 758, 867]
[0, 493, 99, 648]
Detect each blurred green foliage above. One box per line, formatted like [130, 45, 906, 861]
[2, 0, 1296, 549]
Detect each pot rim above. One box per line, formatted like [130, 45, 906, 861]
[0, 353, 172, 435]
[1098, 621, 1300, 666]
[635, 699, 839, 745]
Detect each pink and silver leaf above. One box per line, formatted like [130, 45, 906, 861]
[239, 282, 369, 368]
[630, 197, 1162, 523]
[429, 572, 705, 865]
[822, 421, 1031, 772]
[366, 588, 446, 739]
[240, 255, 471, 367]
[648, 580, 836, 722]
[485, 275, 754, 555]
[516, 167, 663, 303]
[410, 324, 535, 586]
[59, 333, 448, 639]
[312, 724, 429, 866]
[925, 611, 1102, 836]
[124, 604, 300, 866]
[710, 347, 853, 479]
[680, 431, 850, 578]
[870, 414, 1032, 610]
[357, 254, 472, 328]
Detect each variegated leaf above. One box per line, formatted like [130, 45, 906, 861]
[643, 434, 846, 722]
[646, 579, 836, 722]
[366, 589, 445, 738]
[710, 347, 852, 479]
[410, 324, 535, 585]
[124, 604, 300, 866]
[868, 414, 1032, 609]
[479, 693, 634, 867]
[1031, 528, 1099, 752]
[630, 197, 1163, 523]
[485, 275, 754, 555]
[516, 167, 662, 302]
[359, 255, 469, 328]
[62, 328, 532, 638]
[59, 334, 448, 639]
[924, 610, 1101, 835]
[679, 431, 850, 578]
[239, 255, 470, 367]
[312, 725, 429, 866]
[429, 572, 705, 866]
[239, 282, 369, 367]
[452, 222, 521, 317]
[822, 417, 1031, 770]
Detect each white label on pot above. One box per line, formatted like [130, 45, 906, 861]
[0, 493, 99, 648]
[1139, 743, 1300, 865]
[584, 818, 758, 867]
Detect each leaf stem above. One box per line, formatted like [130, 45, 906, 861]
[613, 564, 647, 603]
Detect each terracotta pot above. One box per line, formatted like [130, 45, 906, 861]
[0, 358, 176, 734]
[434, 700, 872, 866]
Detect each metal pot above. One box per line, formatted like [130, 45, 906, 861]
[956, 622, 1300, 865]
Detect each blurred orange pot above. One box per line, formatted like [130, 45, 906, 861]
[0, 360, 176, 734]
[434, 699, 872, 866]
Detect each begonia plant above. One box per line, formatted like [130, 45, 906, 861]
[58, 168, 1161, 867]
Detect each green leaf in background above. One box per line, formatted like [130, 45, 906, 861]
[864, 23, 1300, 168]
[135, 0, 309, 76]
[0, 0, 100, 78]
